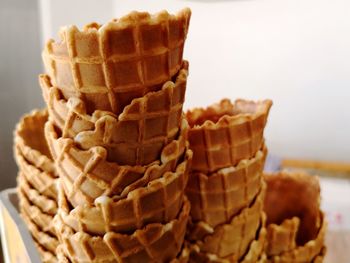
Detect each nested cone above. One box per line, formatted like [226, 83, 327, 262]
[187, 182, 266, 259]
[19, 207, 59, 255]
[14, 146, 57, 200]
[14, 109, 58, 200]
[264, 171, 327, 263]
[186, 99, 272, 173]
[17, 172, 57, 215]
[57, 148, 192, 234]
[14, 109, 55, 174]
[18, 185, 56, 236]
[40, 61, 189, 166]
[188, 213, 267, 263]
[45, 118, 189, 207]
[42, 9, 191, 115]
[55, 194, 191, 263]
[186, 146, 267, 228]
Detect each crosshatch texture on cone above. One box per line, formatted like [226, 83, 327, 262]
[186, 146, 267, 228]
[45, 118, 189, 207]
[17, 172, 57, 215]
[58, 148, 192, 235]
[13, 109, 55, 174]
[187, 213, 267, 263]
[187, 183, 266, 259]
[55, 197, 190, 263]
[266, 213, 327, 263]
[264, 171, 327, 263]
[19, 207, 59, 254]
[264, 171, 321, 247]
[42, 8, 191, 115]
[40, 60, 188, 166]
[18, 188, 56, 236]
[14, 146, 57, 200]
[266, 217, 300, 256]
[186, 99, 272, 173]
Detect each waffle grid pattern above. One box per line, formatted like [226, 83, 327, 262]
[43, 9, 191, 114]
[186, 148, 266, 227]
[40, 61, 188, 165]
[187, 99, 272, 173]
[58, 150, 191, 235]
[45, 120, 188, 206]
[55, 197, 190, 263]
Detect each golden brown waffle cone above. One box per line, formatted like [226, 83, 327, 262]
[20, 207, 59, 254]
[267, 212, 327, 263]
[58, 148, 191, 234]
[40, 60, 189, 166]
[18, 188, 56, 236]
[14, 146, 57, 200]
[187, 213, 266, 263]
[264, 171, 326, 263]
[186, 146, 267, 228]
[14, 109, 55, 174]
[187, 183, 266, 258]
[34, 241, 57, 263]
[266, 217, 300, 256]
[42, 8, 191, 115]
[45, 118, 188, 207]
[17, 172, 57, 215]
[186, 99, 272, 173]
[55, 197, 190, 263]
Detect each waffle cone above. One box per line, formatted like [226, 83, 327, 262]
[264, 171, 321, 248]
[267, 212, 327, 263]
[42, 8, 191, 115]
[187, 183, 265, 258]
[14, 146, 57, 200]
[20, 207, 59, 254]
[264, 171, 326, 262]
[45, 117, 188, 206]
[40, 60, 188, 166]
[186, 146, 267, 227]
[56, 197, 190, 263]
[34, 241, 57, 263]
[18, 187, 56, 236]
[186, 99, 272, 173]
[187, 213, 266, 263]
[266, 217, 300, 256]
[58, 148, 192, 234]
[17, 172, 57, 215]
[14, 109, 55, 174]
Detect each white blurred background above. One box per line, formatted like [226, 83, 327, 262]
[1, 0, 350, 189]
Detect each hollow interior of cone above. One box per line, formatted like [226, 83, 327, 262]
[264, 176, 320, 246]
[19, 118, 52, 159]
[187, 101, 258, 128]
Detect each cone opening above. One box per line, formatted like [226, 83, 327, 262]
[17, 111, 52, 160]
[264, 172, 321, 246]
[186, 99, 272, 128]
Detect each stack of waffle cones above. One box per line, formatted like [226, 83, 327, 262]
[185, 99, 273, 262]
[12, 7, 328, 263]
[14, 109, 59, 263]
[264, 171, 327, 263]
[40, 8, 192, 262]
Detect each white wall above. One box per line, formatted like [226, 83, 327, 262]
[39, 0, 350, 162]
